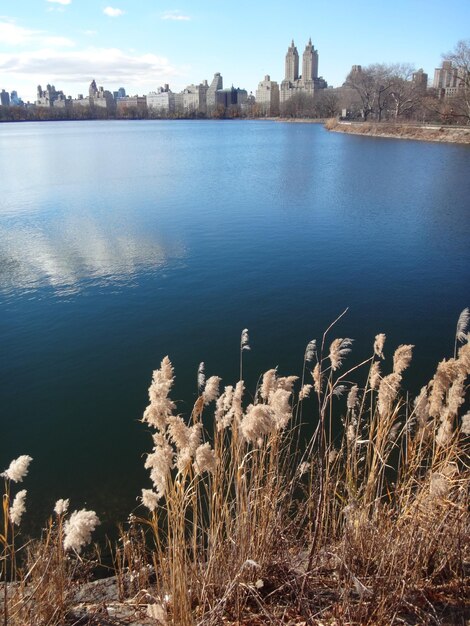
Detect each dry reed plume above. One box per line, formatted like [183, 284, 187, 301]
[2, 310, 469, 625]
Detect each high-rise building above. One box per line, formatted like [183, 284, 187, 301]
[10, 91, 22, 106]
[206, 73, 223, 109]
[280, 39, 327, 104]
[412, 69, 428, 92]
[285, 40, 299, 83]
[302, 38, 318, 83]
[147, 85, 175, 114]
[0, 89, 10, 106]
[433, 60, 467, 98]
[255, 75, 280, 115]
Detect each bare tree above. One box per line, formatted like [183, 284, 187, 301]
[345, 64, 398, 121]
[314, 90, 339, 118]
[443, 39, 470, 124]
[388, 64, 425, 119]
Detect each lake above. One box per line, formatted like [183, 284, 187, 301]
[0, 119, 469, 529]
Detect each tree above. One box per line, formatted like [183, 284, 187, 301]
[443, 39, 470, 124]
[345, 64, 398, 121]
[313, 90, 339, 118]
[280, 92, 315, 118]
[388, 64, 425, 119]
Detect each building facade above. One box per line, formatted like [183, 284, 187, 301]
[255, 75, 280, 115]
[280, 39, 327, 104]
[0, 89, 10, 106]
[433, 61, 467, 98]
[147, 85, 175, 114]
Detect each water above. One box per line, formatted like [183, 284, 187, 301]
[0, 120, 469, 530]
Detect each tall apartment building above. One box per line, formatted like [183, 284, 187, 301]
[412, 68, 428, 92]
[280, 39, 326, 104]
[255, 75, 280, 115]
[0, 89, 10, 106]
[147, 85, 175, 114]
[206, 73, 223, 109]
[182, 81, 209, 113]
[433, 60, 467, 98]
[72, 80, 114, 110]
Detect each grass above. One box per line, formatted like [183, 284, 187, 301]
[324, 118, 470, 143]
[1, 312, 469, 625]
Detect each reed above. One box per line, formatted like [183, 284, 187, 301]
[1, 310, 469, 625]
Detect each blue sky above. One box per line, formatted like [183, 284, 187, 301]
[1, 0, 469, 102]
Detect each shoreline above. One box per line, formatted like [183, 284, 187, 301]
[324, 118, 470, 144]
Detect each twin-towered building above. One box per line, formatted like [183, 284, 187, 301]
[280, 38, 327, 103]
[255, 39, 327, 115]
[149, 39, 326, 116]
[20, 38, 326, 116]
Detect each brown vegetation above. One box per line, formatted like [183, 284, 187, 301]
[1, 312, 470, 625]
[325, 118, 470, 144]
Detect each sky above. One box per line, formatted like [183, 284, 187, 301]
[0, 0, 469, 103]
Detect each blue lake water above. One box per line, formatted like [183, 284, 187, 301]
[0, 120, 469, 528]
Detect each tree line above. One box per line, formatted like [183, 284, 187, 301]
[1, 40, 469, 125]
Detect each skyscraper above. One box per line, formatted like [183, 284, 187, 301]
[280, 39, 327, 104]
[285, 40, 299, 82]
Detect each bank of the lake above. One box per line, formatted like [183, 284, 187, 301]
[325, 118, 470, 144]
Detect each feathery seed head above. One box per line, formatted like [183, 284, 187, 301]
[197, 362, 205, 393]
[1, 455, 33, 483]
[176, 447, 193, 474]
[167, 415, 191, 451]
[141, 489, 159, 512]
[269, 388, 293, 430]
[329, 338, 353, 371]
[63, 509, 100, 553]
[143, 357, 176, 430]
[188, 423, 203, 452]
[456, 307, 470, 343]
[333, 385, 348, 398]
[374, 333, 386, 359]
[260, 368, 278, 401]
[369, 361, 381, 390]
[10, 489, 27, 525]
[276, 375, 298, 393]
[393, 344, 413, 375]
[145, 438, 174, 498]
[378, 372, 401, 417]
[54, 498, 69, 516]
[241, 328, 250, 351]
[241, 404, 273, 442]
[193, 442, 217, 475]
[313, 363, 322, 393]
[305, 340, 316, 362]
[203, 375, 221, 405]
[347, 385, 359, 410]
[299, 384, 313, 400]
[414, 386, 430, 430]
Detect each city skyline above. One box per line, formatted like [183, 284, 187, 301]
[1, 0, 469, 103]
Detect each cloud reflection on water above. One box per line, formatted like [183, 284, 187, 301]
[0, 213, 185, 297]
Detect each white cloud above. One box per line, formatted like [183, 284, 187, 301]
[0, 46, 183, 93]
[0, 19, 74, 47]
[161, 10, 191, 21]
[103, 7, 124, 17]
[46, 0, 72, 5]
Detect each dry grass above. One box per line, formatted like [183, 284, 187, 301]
[325, 118, 470, 144]
[2, 313, 469, 625]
